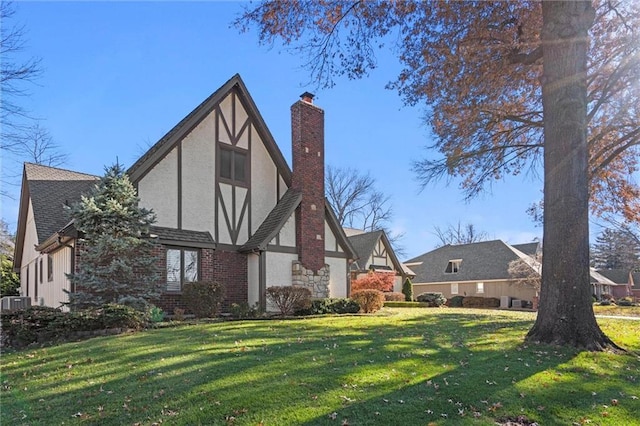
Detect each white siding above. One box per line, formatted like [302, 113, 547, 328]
[138, 148, 178, 228]
[324, 220, 337, 251]
[217, 183, 233, 244]
[40, 247, 73, 310]
[326, 256, 348, 298]
[266, 252, 297, 288]
[20, 200, 39, 301]
[218, 94, 233, 145]
[182, 111, 216, 233]
[235, 186, 249, 245]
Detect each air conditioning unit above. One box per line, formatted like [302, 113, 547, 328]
[1, 296, 32, 312]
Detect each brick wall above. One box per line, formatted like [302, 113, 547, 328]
[156, 248, 247, 314]
[291, 94, 325, 272]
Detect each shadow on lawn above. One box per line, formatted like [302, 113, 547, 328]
[2, 311, 639, 425]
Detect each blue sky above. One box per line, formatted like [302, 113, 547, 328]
[2, 1, 544, 259]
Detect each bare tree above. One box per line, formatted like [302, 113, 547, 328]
[1, 1, 42, 148]
[325, 165, 404, 254]
[508, 257, 542, 293]
[433, 221, 489, 247]
[18, 123, 69, 167]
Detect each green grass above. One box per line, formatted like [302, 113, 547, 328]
[1, 308, 638, 425]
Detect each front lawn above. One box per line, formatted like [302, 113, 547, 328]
[1, 308, 638, 425]
[593, 303, 640, 317]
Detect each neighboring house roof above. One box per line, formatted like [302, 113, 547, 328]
[596, 269, 630, 285]
[511, 242, 540, 257]
[407, 240, 528, 283]
[239, 189, 302, 253]
[150, 226, 215, 249]
[14, 163, 99, 269]
[347, 229, 407, 277]
[632, 273, 640, 289]
[348, 230, 384, 271]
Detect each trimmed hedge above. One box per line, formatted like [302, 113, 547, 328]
[384, 292, 406, 302]
[447, 295, 465, 307]
[351, 289, 385, 313]
[383, 301, 429, 308]
[462, 296, 501, 308]
[1, 304, 147, 348]
[296, 298, 360, 315]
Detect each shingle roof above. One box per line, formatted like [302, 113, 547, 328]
[239, 188, 302, 253]
[511, 242, 540, 257]
[596, 269, 631, 284]
[25, 164, 99, 245]
[14, 163, 99, 268]
[150, 226, 215, 248]
[348, 230, 384, 270]
[407, 240, 527, 283]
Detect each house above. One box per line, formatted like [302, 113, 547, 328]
[13, 74, 357, 312]
[344, 228, 413, 293]
[595, 269, 638, 299]
[408, 239, 618, 307]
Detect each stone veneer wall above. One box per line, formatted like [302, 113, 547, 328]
[292, 260, 330, 298]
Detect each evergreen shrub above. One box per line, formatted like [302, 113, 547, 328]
[416, 292, 447, 307]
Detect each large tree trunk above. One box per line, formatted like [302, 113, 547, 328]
[526, 1, 619, 351]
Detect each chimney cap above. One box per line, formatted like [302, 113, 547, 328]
[300, 92, 315, 103]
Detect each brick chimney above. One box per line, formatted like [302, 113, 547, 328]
[291, 92, 325, 272]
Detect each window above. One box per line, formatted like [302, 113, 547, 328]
[476, 282, 484, 294]
[26, 267, 29, 297]
[48, 255, 54, 282]
[451, 283, 459, 294]
[39, 258, 43, 283]
[166, 248, 199, 292]
[219, 147, 247, 183]
[445, 259, 461, 273]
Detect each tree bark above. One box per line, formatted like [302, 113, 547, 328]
[526, 1, 620, 351]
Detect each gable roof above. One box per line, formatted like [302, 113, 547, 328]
[511, 242, 540, 257]
[14, 163, 99, 268]
[596, 269, 631, 284]
[407, 240, 530, 283]
[347, 229, 405, 275]
[150, 226, 215, 249]
[127, 73, 290, 186]
[239, 188, 302, 253]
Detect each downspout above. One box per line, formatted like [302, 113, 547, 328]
[259, 250, 266, 312]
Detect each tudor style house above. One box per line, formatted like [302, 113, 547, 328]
[407, 240, 618, 307]
[344, 228, 413, 293]
[14, 74, 356, 312]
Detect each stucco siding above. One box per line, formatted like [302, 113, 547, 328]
[324, 221, 337, 252]
[265, 252, 297, 288]
[326, 256, 348, 298]
[247, 253, 260, 306]
[217, 183, 233, 244]
[251, 130, 278, 235]
[138, 148, 178, 228]
[181, 111, 216, 232]
[278, 212, 296, 247]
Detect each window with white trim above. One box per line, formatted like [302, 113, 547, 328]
[476, 282, 484, 294]
[451, 283, 459, 294]
[166, 248, 199, 292]
[445, 259, 461, 273]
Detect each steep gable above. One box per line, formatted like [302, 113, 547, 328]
[14, 163, 99, 269]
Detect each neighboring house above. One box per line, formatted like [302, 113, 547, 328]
[596, 269, 637, 299]
[407, 239, 618, 307]
[13, 74, 356, 312]
[344, 228, 413, 293]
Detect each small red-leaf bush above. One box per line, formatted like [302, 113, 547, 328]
[266, 286, 312, 316]
[351, 271, 395, 292]
[384, 292, 406, 302]
[351, 289, 385, 313]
